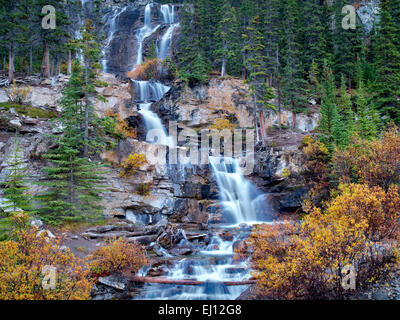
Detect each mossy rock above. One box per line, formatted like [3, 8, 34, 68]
[0, 102, 58, 119]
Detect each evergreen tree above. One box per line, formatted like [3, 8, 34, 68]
[356, 80, 379, 140]
[0, 1, 28, 82]
[214, 0, 238, 77]
[332, 0, 364, 86]
[1, 136, 33, 215]
[371, 0, 400, 124]
[301, 0, 329, 74]
[243, 15, 275, 143]
[280, 0, 308, 129]
[37, 61, 106, 225]
[337, 74, 355, 147]
[318, 61, 341, 149]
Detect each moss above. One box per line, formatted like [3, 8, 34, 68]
[0, 102, 58, 119]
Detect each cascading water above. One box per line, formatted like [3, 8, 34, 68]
[136, 4, 161, 66]
[132, 4, 178, 146]
[102, 6, 128, 72]
[136, 157, 269, 300]
[158, 5, 179, 60]
[209, 157, 266, 225]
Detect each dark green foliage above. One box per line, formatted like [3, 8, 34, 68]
[371, 0, 400, 124]
[1, 136, 34, 216]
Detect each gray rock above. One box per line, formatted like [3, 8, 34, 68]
[98, 276, 126, 291]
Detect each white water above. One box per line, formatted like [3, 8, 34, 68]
[136, 4, 161, 66]
[102, 6, 128, 72]
[209, 157, 264, 224]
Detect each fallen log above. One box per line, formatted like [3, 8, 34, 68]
[129, 276, 256, 286]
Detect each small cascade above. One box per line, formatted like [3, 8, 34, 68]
[102, 6, 128, 72]
[136, 157, 269, 300]
[134, 80, 173, 146]
[209, 157, 265, 224]
[158, 4, 179, 60]
[136, 4, 161, 66]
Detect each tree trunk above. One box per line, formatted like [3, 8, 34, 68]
[8, 42, 14, 83]
[29, 44, 33, 75]
[84, 58, 89, 157]
[129, 276, 257, 286]
[42, 39, 50, 78]
[67, 50, 72, 74]
[221, 57, 226, 77]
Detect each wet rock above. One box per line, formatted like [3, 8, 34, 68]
[127, 234, 158, 245]
[9, 119, 22, 128]
[169, 247, 193, 256]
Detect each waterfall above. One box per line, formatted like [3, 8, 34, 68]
[136, 4, 161, 66]
[209, 157, 264, 224]
[134, 80, 174, 146]
[160, 4, 176, 24]
[102, 6, 128, 72]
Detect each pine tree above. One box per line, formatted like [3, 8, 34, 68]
[243, 15, 275, 143]
[371, 0, 400, 124]
[0, 1, 28, 82]
[1, 136, 33, 215]
[356, 80, 378, 140]
[336, 74, 355, 147]
[70, 19, 106, 156]
[301, 0, 329, 74]
[318, 61, 341, 150]
[37, 61, 106, 225]
[332, 0, 364, 86]
[280, 0, 308, 129]
[214, 0, 238, 77]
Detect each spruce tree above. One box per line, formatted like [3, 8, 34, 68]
[318, 61, 341, 150]
[371, 0, 400, 124]
[1, 136, 33, 215]
[214, 0, 238, 77]
[337, 74, 355, 147]
[280, 0, 308, 129]
[356, 80, 378, 140]
[37, 61, 106, 225]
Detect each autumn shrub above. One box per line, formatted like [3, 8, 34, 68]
[325, 184, 400, 242]
[300, 135, 331, 207]
[333, 127, 400, 191]
[243, 213, 370, 299]
[0, 227, 93, 300]
[119, 153, 147, 178]
[89, 238, 148, 277]
[127, 59, 162, 81]
[243, 182, 400, 299]
[209, 118, 236, 131]
[5, 83, 32, 105]
[103, 110, 137, 140]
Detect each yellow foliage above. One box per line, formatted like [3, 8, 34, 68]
[242, 182, 400, 299]
[5, 83, 32, 105]
[209, 118, 236, 131]
[89, 238, 148, 277]
[282, 168, 291, 178]
[119, 153, 147, 178]
[0, 227, 93, 300]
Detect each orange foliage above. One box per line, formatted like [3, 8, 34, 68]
[119, 153, 147, 178]
[333, 127, 400, 191]
[127, 59, 162, 81]
[89, 238, 148, 277]
[105, 110, 137, 139]
[0, 227, 93, 300]
[242, 183, 400, 299]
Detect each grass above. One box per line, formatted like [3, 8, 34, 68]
[0, 102, 58, 119]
